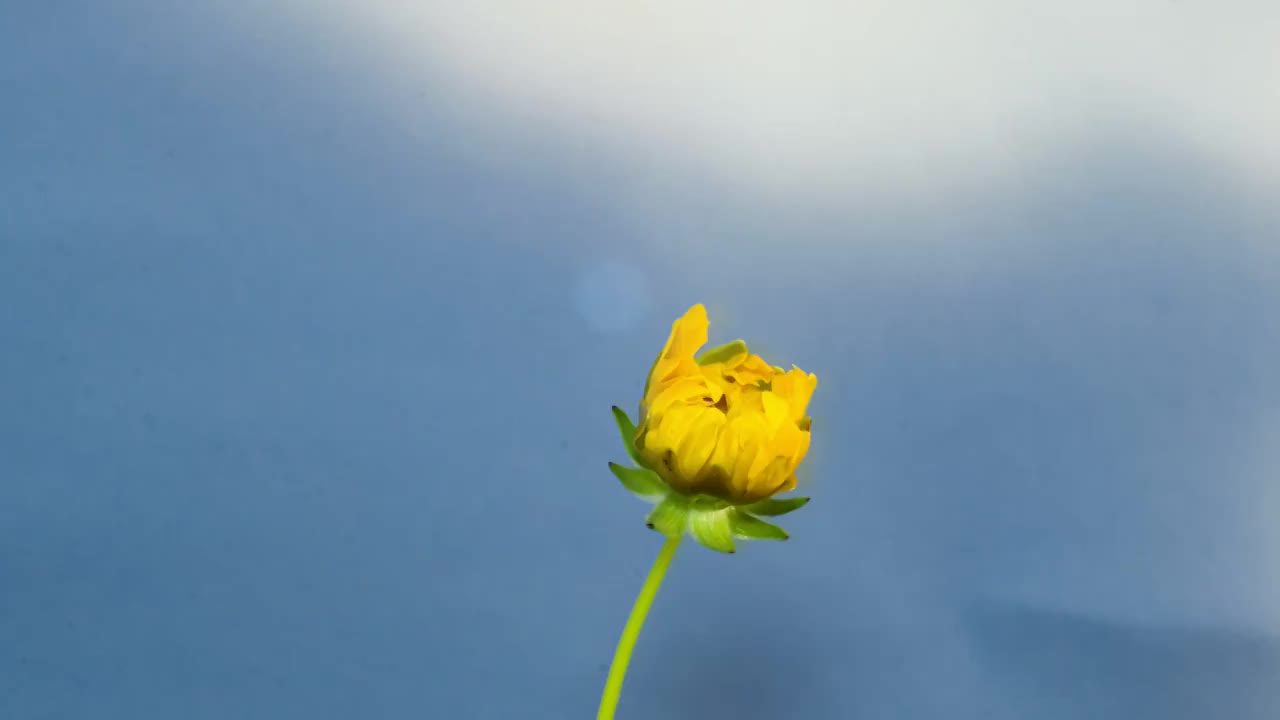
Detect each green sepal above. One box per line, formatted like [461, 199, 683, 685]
[688, 505, 736, 554]
[645, 496, 690, 538]
[627, 485, 806, 553]
[611, 406, 649, 469]
[695, 339, 748, 366]
[730, 510, 789, 541]
[607, 462, 667, 502]
[740, 496, 810, 517]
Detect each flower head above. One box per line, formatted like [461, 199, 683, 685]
[609, 304, 817, 552]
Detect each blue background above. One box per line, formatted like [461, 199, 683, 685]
[3, 3, 1279, 718]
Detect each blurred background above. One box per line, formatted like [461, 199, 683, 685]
[3, 2, 1279, 718]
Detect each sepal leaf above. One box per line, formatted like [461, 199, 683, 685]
[645, 496, 690, 538]
[695, 339, 748, 366]
[611, 406, 648, 469]
[730, 511, 789, 541]
[740, 496, 810, 517]
[608, 462, 667, 502]
[688, 506, 736, 554]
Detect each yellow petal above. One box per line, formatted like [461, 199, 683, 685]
[705, 415, 749, 497]
[643, 404, 699, 456]
[697, 361, 730, 390]
[745, 456, 791, 502]
[726, 385, 765, 419]
[673, 410, 726, 484]
[771, 367, 818, 422]
[703, 418, 738, 477]
[745, 414, 805, 481]
[643, 305, 710, 411]
[665, 304, 709, 359]
[732, 414, 773, 495]
[722, 352, 775, 387]
[647, 376, 717, 422]
[760, 390, 791, 434]
[789, 424, 812, 469]
[651, 306, 708, 380]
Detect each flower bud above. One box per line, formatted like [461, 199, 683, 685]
[609, 304, 816, 552]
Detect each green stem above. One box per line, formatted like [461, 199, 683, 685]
[597, 536, 681, 720]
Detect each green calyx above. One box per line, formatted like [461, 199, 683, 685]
[609, 406, 809, 554]
[636, 493, 798, 554]
[695, 339, 749, 366]
[611, 406, 650, 469]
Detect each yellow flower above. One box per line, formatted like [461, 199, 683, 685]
[597, 305, 818, 720]
[634, 304, 817, 504]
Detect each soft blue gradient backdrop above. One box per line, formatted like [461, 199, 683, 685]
[3, 3, 1279, 719]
